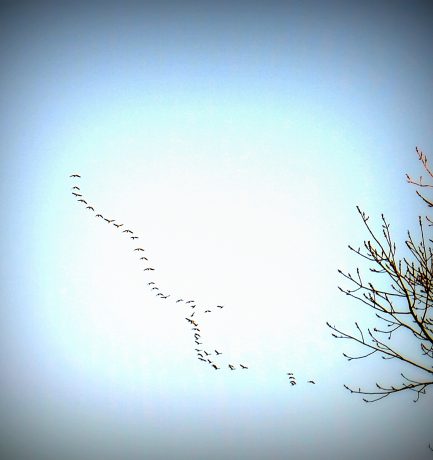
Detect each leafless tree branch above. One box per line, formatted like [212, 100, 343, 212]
[328, 147, 433, 407]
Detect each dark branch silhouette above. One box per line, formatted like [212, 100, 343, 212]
[327, 147, 433, 404]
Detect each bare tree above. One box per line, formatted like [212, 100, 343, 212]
[327, 147, 433, 403]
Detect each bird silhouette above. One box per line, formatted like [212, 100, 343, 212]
[288, 376, 296, 386]
[69, 177, 269, 380]
[69, 185, 264, 387]
[307, 381, 316, 384]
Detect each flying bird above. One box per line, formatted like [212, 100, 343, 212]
[144, 267, 155, 271]
[131, 236, 139, 240]
[104, 218, 115, 223]
[204, 351, 210, 356]
[72, 192, 81, 197]
[240, 364, 248, 369]
[140, 257, 148, 260]
[86, 206, 94, 211]
[71, 186, 80, 190]
[123, 229, 133, 233]
[134, 248, 144, 251]
[215, 350, 222, 355]
[204, 310, 211, 313]
[212, 364, 220, 370]
[195, 341, 202, 345]
[216, 305, 224, 308]
[160, 295, 170, 299]
[198, 357, 206, 362]
[113, 223, 123, 228]
[151, 287, 159, 290]
[185, 300, 194, 304]
[156, 293, 164, 297]
[95, 214, 103, 218]
[69, 174, 81, 178]
[176, 299, 184, 303]
[148, 282, 155, 285]
[290, 381, 296, 386]
[307, 381, 316, 384]
[78, 199, 87, 204]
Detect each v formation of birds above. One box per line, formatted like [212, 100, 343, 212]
[69, 173, 316, 386]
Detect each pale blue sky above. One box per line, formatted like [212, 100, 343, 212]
[1, 2, 432, 459]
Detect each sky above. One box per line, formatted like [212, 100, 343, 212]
[1, 1, 433, 459]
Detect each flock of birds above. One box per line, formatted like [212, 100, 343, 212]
[69, 173, 316, 386]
